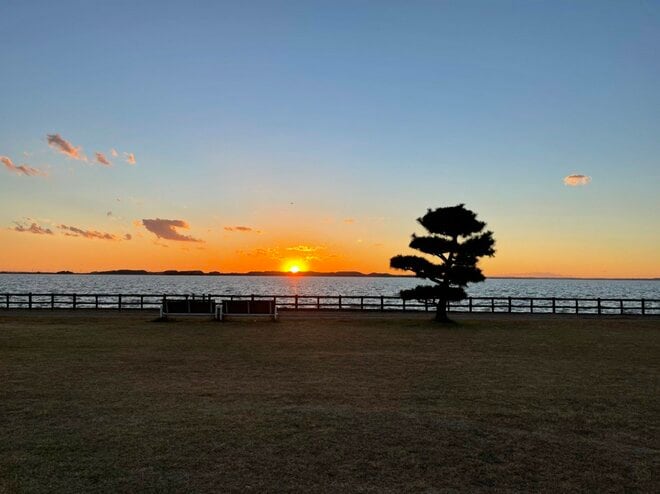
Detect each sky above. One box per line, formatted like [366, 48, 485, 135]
[1, 0, 659, 278]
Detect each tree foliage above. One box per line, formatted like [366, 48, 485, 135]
[390, 204, 495, 321]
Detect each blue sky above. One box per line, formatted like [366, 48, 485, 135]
[1, 0, 659, 276]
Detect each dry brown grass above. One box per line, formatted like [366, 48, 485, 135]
[1, 311, 658, 492]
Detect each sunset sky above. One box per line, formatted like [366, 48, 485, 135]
[1, 1, 658, 278]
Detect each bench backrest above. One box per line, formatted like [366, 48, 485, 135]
[164, 299, 215, 313]
[222, 300, 275, 315]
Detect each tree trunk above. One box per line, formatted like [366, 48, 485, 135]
[435, 298, 451, 322]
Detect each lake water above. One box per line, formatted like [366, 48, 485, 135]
[1, 274, 658, 300]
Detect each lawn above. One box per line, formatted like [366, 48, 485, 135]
[1, 311, 658, 492]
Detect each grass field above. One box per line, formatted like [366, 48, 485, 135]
[1, 311, 658, 493]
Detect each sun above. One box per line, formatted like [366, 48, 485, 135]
[282, 259, 307, 273]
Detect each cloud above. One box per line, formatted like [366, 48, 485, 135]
[286, 245, 324, 253]
[1, 156, 47, 177]
[124, 152, 136, 165]
[46, 133, 84, 160]
[237, 247, 281, 259]
[343, 218, 356, 224]
[58, 224, 130, 241]
[12, 222, 54, 235]
[111, 149, 118, 157]
[142, 218, 203, 242]
[563, 174, 591, 186]
[239, 244, 331, 262]
[224, 225, 261, 233]
[95, 152, 111, 166]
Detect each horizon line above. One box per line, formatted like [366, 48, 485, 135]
[0, 269, 658, 281]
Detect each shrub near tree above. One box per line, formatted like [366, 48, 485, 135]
[390, 204, 495, 322]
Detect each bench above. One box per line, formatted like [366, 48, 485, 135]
[216, 300, 278, 321]
[160, 299, 216, 320]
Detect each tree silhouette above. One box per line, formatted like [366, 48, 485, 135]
[390, 204, 495, 322]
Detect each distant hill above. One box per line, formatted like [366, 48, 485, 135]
[80, 269, 411, 277]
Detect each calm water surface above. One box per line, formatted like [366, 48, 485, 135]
[1, 274, 658, 299]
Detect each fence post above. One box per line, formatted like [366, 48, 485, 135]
[402, 299, 406, 312]
[295, 295, 299, 310]
[530, 298, 533, 314]
[118, 294, 122, 311]
[28, 293, 32, 309]
[317, 297, 320, 309]
[597, 298, 601, 315]
[140, 295, 144, 310]
[491, 298, 495, 313]
[620, 299, 624, 315]
[73, 294, 77, 310]
[469, 297, 473, 313]
[338, 296, 342, 310]
[380, 296, 384, 311]
[508, 297, 511, 313]
[641, 299, 645, 315]
[6, 294, 9, 309]
[361, 297, 364, 310]
[51, 294, 55, 310]
[552, 297, 556, 314]
[575, 299, 578, 314]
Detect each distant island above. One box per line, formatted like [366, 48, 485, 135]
[0, 269, 412, 278]
[0, 270, 657, 280]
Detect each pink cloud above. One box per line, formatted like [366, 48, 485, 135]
[1, 156, 47, 177]
[111, 148, 119, 157]
[58, 224, 130, 241]
[95, 152, 111, 166]
[12, 222, 53, 235]
[563, 174, 591, 186]
[142, 218, 203, 242]
[47, 133, 84, 160]
[124, 152, 136, 165]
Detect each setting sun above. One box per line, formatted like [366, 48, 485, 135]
[281, 259, 308, 273]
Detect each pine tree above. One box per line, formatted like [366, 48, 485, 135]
[390, 204, 495, 322]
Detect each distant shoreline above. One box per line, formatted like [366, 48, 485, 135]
[0, 270, 657, 281]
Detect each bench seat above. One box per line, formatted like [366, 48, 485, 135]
[216, 300, 277, 321]
[160, 299, 216, 319]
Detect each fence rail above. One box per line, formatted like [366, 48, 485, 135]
[1, 293, 659, 315]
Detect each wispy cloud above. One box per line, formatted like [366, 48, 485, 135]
[12, 221, 54, 235]
[46, 133, 84, 160]
[58, 224, 130, 241]
[142, 218, 203, 242]
[95, 152, 111, 166]
[111, 148, 119, 157]
[563, 174, 591, 186]
[124, 152, 136, 165]
[237, 247, 281, 259]
[286, 245, 324, 253]
[343, 218, 356, 224]
[239, 244, 329, 262]
[1, 156, 47, 177]
[224, 225, 261, 233]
